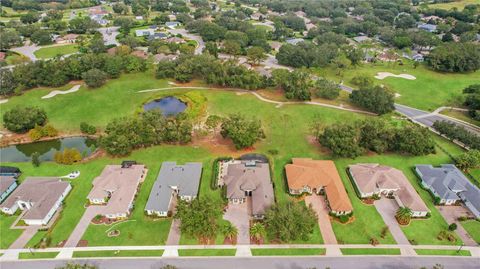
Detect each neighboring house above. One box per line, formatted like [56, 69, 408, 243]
[165, 21, 180, 29]
[269, 41, 282, 52]
[0, 178, 71, 225]
[165, 37, 185, 44]
[285, 38, 305, 45]
[0, 166, 21, 177]
[377, 51, 398, 62]
[403, 52, 424, 62]
[418, 23, 437, 33]
[348, 164, 429, 217]
[145, 162, 202, 217]
[353, 35, 370, 43]
[131, 50, 148, 59]
[222, 160, 274, 219]
[285, 158, 353, 216]
[56, 34, 79, 44]
[416, 164, 480, 218]
[87, 163, 146, 219]
[0, 176, 18, 203]
[250, 12, 264, 21]
[153, 53, 178, 63]
[135, 29, 155, 37]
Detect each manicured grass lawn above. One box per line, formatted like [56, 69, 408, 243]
[440, 110, 480, 127]
[178, 249, 236, 256]
[429, 0, 479, 10]
[314, 62, 480, 111]
[72, 250, 163, 258]
[340, 248, 401, 255]
[460, 220, 480, 244]
[251, 248, 325, 256]
[415, 249, 471, 256]
[5, 52, 30, 65]
[0, 213, 23, 249]
[18, 252, 59, 259]
[34, 44, 79, 59]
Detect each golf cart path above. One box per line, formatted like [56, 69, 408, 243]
[41, 85, 81, 99]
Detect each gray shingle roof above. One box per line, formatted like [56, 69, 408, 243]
[145, 162, 202, 213]
[0, 176, 16, 195]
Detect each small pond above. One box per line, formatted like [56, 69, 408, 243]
[143, 96, 187, 116]
[0, 136, 97, 162]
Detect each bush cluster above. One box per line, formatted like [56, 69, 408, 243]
[433, 121, 480, 149]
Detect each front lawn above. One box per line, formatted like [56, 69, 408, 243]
[460, 220, 480, 244]
[178, 249, 236, 256]
[340, 248, 401, 255]
[0, 213, 23, 249]
[18, 252, 59, 259]
[34, 44, 79, 59]
[72, 250, 164, 258]
[415, 249, 471, 256]
[251, 248, 325, 256]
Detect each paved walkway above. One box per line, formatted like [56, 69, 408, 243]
[166, 219, 181, 245]
[305, 195, 338, 245]
[436, 205, 478, 246]
[223, 200, 251, 245]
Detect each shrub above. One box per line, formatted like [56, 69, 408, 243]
[82, 68, 108, 88]
[433, 120, 480, 150]
[349, 85, 395, 115]
[338, 214, 349, 223]
[31, 152, 41, 167]
[3, 106, 47, 133]
[54, 148, 82, 165]
[27, 124, 58, 141]
[370, 237, 379, 246]
[80, 122, 97, 135]
[448, 223, 457, 231]
[220, 114, 265, 149]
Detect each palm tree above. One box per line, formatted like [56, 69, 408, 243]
[222, 222, 238, 241]
[249, 223, 266, 242]
[395, 207, 412, 225]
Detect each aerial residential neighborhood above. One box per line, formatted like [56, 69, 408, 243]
[0, 0, 479, 269]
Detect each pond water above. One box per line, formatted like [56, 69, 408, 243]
[143, 96, 187, 116]
[0, 136, 97, 162]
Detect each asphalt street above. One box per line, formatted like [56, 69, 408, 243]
[2, 256, 479, 269]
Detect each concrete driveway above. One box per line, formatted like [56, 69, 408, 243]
[374, 198, 410, 245]
[223, 200, 250, 245]
[436, 205, 477, 246]
[63, 207, 104, 247]
[305, 195, 338, 245]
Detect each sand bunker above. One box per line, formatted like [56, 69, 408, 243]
[375, 72, 416, 80]
[0, 99, 8, 104]
[41, 85, 81, 99]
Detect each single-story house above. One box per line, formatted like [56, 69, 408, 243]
[285, 158, 353, 216]
[145, 162, 202, 217]
[418, 23, 437, 33]
[87, 164, 146, 219]
[250, 12, 264, 21]
[403, 52, 424, 62]
[165, 21, 180, 29]
[148, 32, 168, 41]
[269, 41, 282, 52]
[0, 166, 21, 177]
[56, 34, 79, 44]
[0, 176, 18, 203]
[416, 164, 480, 218]
[285, 38, 305, 45]
[153, 53, 178, 63]
[348, 164, 429, 217]
[353, 35, 370, 43]
[135, 29, 155, 37]
[0, 178, 71, 225]
[222, 160, 274, 219]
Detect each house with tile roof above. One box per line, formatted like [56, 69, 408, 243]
[223, 160, 274, 219]
[285, 158, 353, 216]
[415, 164, 480, 218]
[348, 164, 429, 217]
[145, 162, 202, 217]
[0, 178, 71, 225]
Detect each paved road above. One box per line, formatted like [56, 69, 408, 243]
[10, 44, 39, 61]
[166, 28, 205, 55]
[2, 256, 480, 269]
[97, 27, 120, 46]
[340, 85, 480, 136]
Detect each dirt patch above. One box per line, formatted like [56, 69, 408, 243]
[256, 89, 287, 102]
[91, 216, 117, 225]
[192, 132, 256, 156]
[330, 215, 356, 225]
[250, 237, 265, 245]
[223, 236, 237, 245]
[76, 240, 88, 247]
[361, 198, 375, 205]
[57, 240, 66, 248]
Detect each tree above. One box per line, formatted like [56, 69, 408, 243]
[82, 69, 108, 88]
[80, 122, 97, 135]
[88, 35, 106, 54]
[54, 148, 82, 165]
[350, 86, 395, 115]
[314, 78, 340, 100]
[359, 119, 394, 154]
[455, 150, 480, 171]
[69, 17, 98, 34]
[31, 152, 41, 167]
[0, 69, 18, 96]
[220, 114, 265, 149]
[114, 17, 135, 34]
[433, 121, 480, 150]
[346, 47, 364, 65]
[282, 70, 311, 100]
[395, 207, 412, 225]
[0, 29, 22, 50]
[351, 75, 373, 89]
[204, 42, 218, 58]
[246, 46, 266, 65]
[221, 222, 238, 241]
[223, 40, 241, 57]
[427, 43, 480, 72]
[112, 3, 129, 14]
[318, 123, 363, 158]
[175, 198, 222, 243]
[448, 223, 457, 231]
[20, 11, 39, 24]
[249, 223, 266, 242]
[31, 30, 53, 45]
[264, 201, 317, 242]
[393, 126, 435, 155]
[3, 106, 47, 133]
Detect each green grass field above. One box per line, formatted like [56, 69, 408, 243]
[460, 220, 480, 244]
[72, 250, 164, 258]
[33, 44, 79, 59]
[414, 249, 471, 256]
[340, 248, 401, 255]
[251, 248, 325, 256]
[314, 62, 480, 111]
[0, 213, 23, 249]
[18, 252, 59, 259]
[178, 249, 236, 256]
[429, 0, 480, 10]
